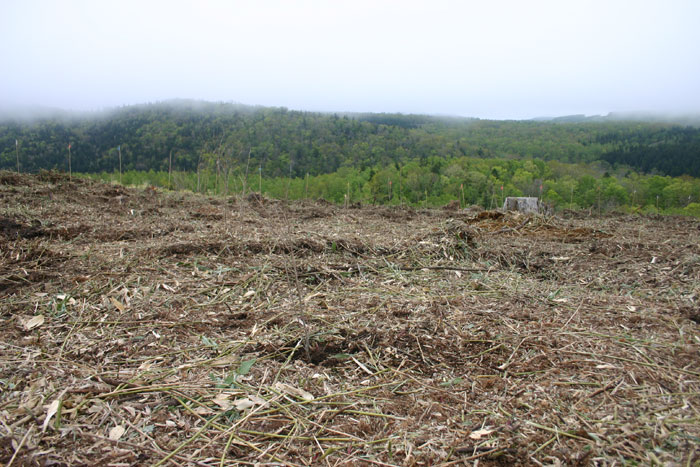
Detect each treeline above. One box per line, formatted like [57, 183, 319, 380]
[2, 100, 700, 179]
[84, 155, 700, 217]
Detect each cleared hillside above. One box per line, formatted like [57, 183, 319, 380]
[2, 172, 699, 465]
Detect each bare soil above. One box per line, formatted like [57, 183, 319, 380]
[1, 171, 699, 466]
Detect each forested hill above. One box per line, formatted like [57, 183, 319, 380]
[1, 100, 699, 177]
[600, 126, 700, 177]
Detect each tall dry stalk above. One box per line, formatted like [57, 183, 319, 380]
[168, 149, 172, 190]
[216, 157, 220, 194]
[398, 172, 402, 206]
[196, 150, 202, 193]
[570, 185, 574, 210]
[118, 145, 122, 185]
[242, 148, 252, 196]
[223, 158, 231, 197]
[280, 208, 311, 362]
[68, 143, 72, 181]
[284, 157, 293, 202]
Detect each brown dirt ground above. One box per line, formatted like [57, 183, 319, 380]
[1, 171, 699, 466]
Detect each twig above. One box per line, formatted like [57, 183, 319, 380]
[440, 446, 508, 465]
[398, 265, 488, 272]
[574, 379, 622, 408]
[559, 299, 585, 331]
[6, 425, 33, 467]
[153, 412, 224, 466]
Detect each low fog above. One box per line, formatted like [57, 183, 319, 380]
[1, 0, 699, 120]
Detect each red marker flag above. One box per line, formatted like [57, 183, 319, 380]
[68, 143, 72, 150]
[500, 185, 503, 191]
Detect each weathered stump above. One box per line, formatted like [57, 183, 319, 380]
[503, 197, 539, 214]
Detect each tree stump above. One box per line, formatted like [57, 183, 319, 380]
[503, 197, 540, 214]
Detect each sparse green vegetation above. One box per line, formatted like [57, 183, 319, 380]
[80, 155, 700, 216]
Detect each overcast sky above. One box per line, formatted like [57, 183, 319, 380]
[1, 0, 699, 119]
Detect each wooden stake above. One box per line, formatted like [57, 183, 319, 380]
[15, 139, 20, 174]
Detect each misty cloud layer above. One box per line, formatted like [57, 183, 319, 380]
[1, 0, 699, 119]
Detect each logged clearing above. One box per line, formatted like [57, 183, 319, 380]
[1, 171, 699, 466]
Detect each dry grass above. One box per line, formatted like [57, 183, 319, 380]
[1, 171, 699, 466]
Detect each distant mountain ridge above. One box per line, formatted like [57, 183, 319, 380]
[2, 99, 699, 126]
[1, 99, 699, 178]
[532, 112, 700, 126]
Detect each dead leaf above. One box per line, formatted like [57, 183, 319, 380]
[194, 406, 213, 415]
[109, 425, 125, 441]
[110, 297, 126, 312]
[249, 395, 266, 405]
[234, 398, 255, 411]
[212, 393, 234, 410]
[304, 292, 322, 302]
[210, 354, 239, 367]
[273, 382, 314, 401]
[469, 428, 494, 440]
[42, 399, 60, 432]
[24, 314, 45, 331]
[233, 395, 265, 411]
